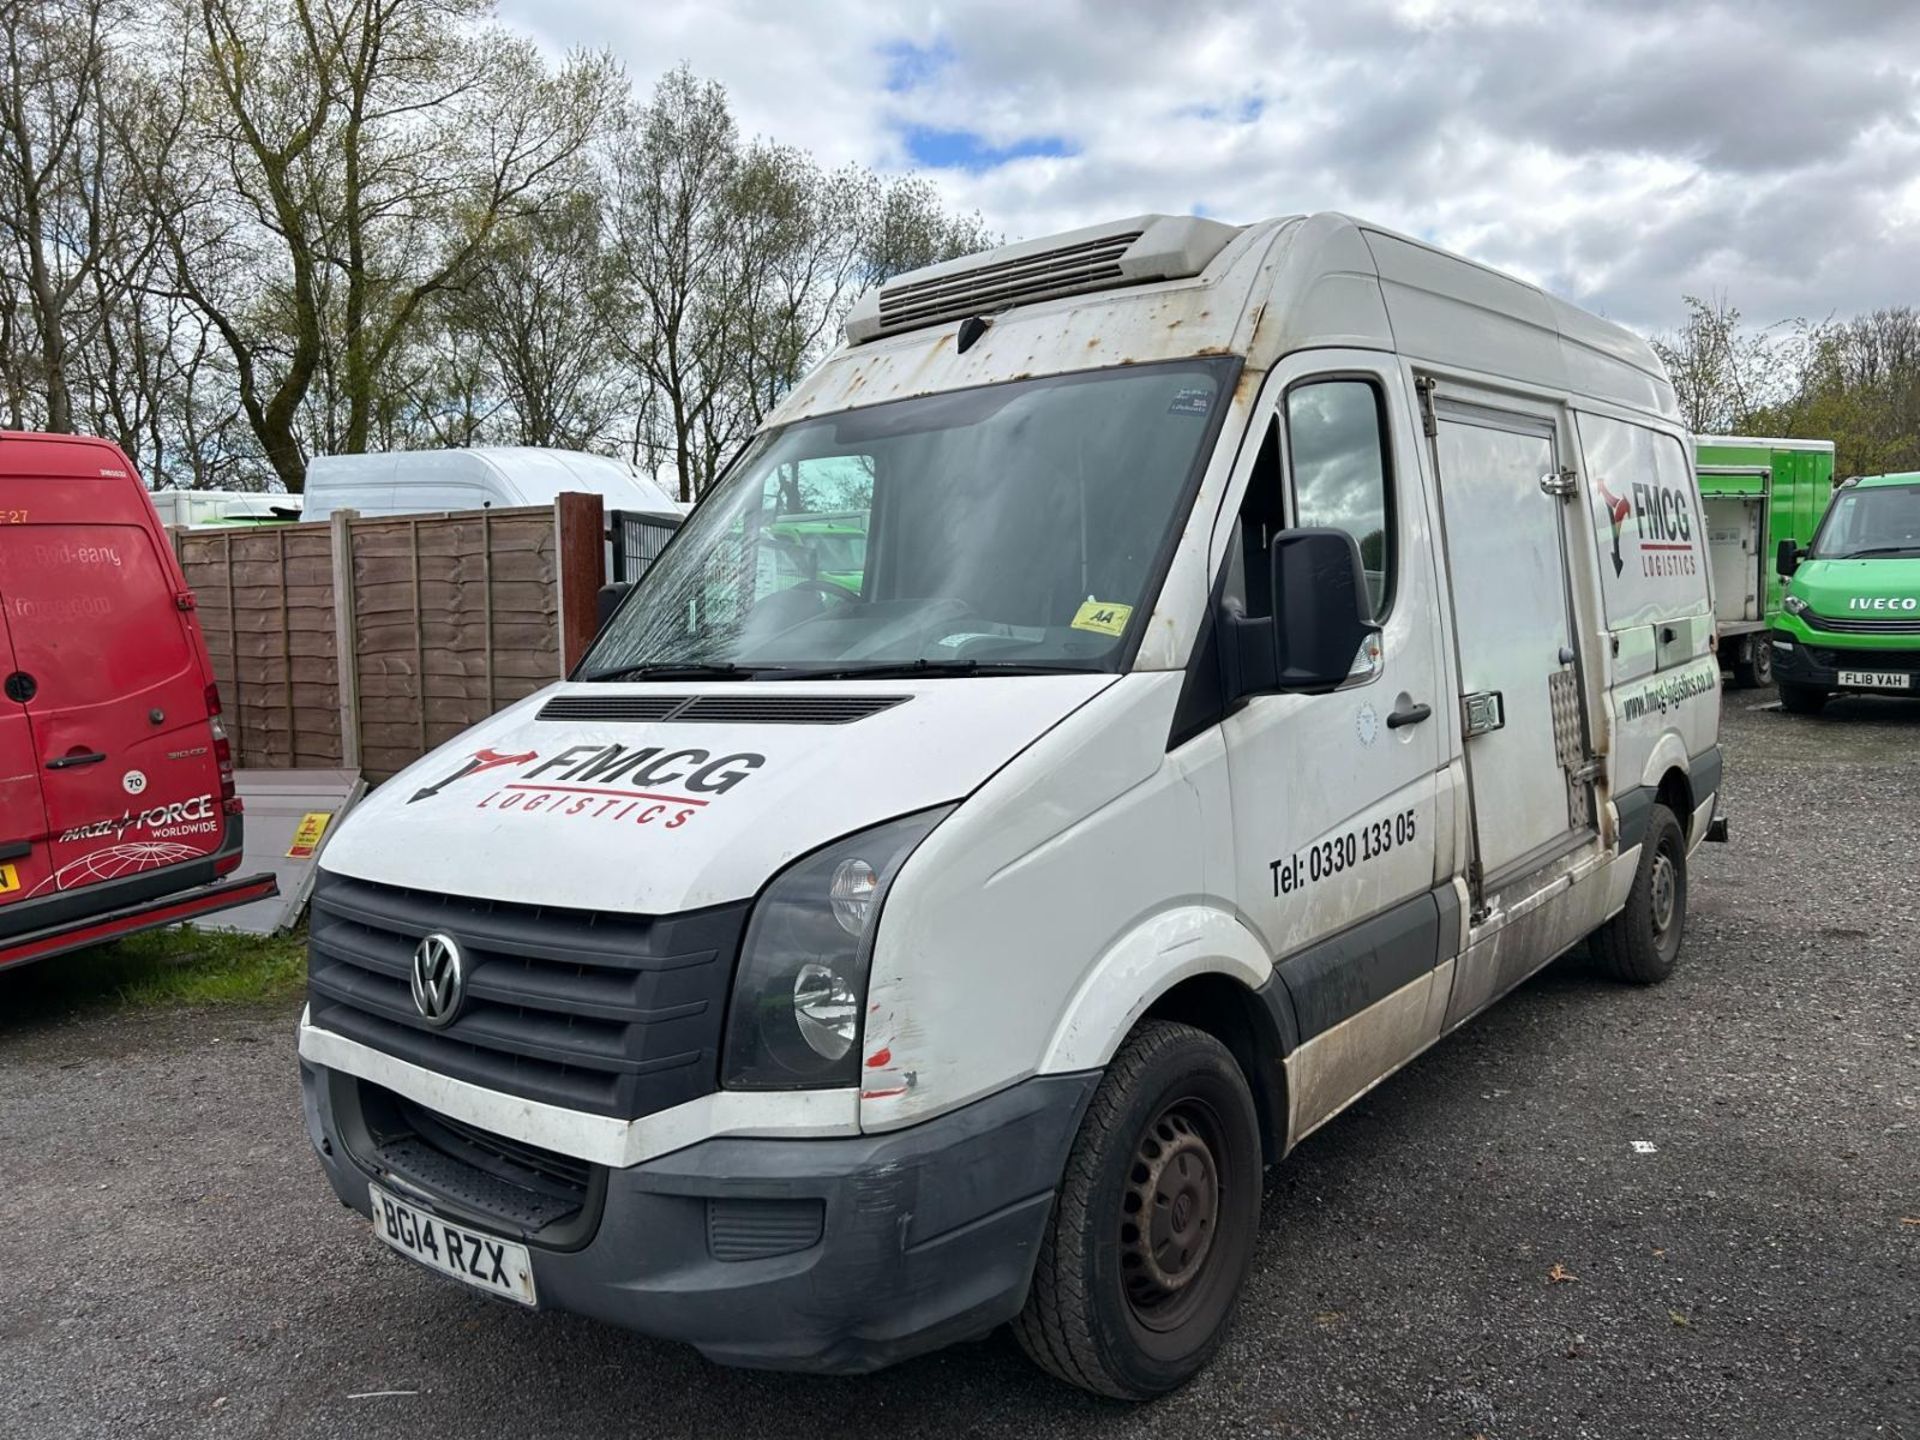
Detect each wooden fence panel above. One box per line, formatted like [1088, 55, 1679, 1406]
[173, 494, 604, 783]
[178, 524, 343, 770]
[346, 506, 565, 782]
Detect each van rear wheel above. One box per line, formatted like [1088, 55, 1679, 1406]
[1013, 1020, 1261, 1399]
[1778, 680, 1828, 714]
[1732, 638, 1773, 689]
[1594, 803, 1687, 984]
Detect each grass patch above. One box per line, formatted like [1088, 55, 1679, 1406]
[2, 924, 306, 1018]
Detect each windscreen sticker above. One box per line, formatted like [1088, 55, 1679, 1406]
[1071, 600, 1134, 637]
[1168, 388, 1214, 417]
[0, 863, 17, 895]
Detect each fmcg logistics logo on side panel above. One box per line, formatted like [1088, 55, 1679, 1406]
[1594, 474, 1699, 579]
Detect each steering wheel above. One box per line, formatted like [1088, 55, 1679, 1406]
[781, 579, 858, 607]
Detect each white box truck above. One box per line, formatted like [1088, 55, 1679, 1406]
[296, 213, 1723, 1397]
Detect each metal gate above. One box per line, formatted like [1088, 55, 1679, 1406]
[608, 509, 681, 583]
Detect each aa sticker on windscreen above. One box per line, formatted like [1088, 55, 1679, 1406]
[1072, 600, 1134, 637]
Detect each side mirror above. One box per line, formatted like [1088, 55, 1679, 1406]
[596, 581, 633, 631]
[1272, 529, 1380, 690]
[1777, 539, 1801, 577]
[1223, 527, 1380, 698]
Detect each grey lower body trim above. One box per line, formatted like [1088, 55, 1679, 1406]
[1616, 785, 1657, 852]
[1690, 744, 1722, 815]
[303, 1062, 1098, 1374]
[1273, 886, 1461, 1046]
[1617, 742, 1721, 850]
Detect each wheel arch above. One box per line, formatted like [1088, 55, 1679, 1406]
[1143, 973, 1290, 1165]
[1036, 905, 1287, 1166]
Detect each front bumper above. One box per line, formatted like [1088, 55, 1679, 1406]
[302, 1061, 1097, 1372]
[1770, 629, 1920, 691]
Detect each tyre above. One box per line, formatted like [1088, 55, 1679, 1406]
[1732, 638, 1773, 689]
[1013, 1020, 1262, 1399]
[1778, 680, 1828, 714]
[1594, 803, 1687, 984]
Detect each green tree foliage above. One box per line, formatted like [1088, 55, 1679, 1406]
[0, 10, 991, 493]
[1653, 294, 1920, 479]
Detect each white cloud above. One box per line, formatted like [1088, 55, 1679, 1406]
[498, 0, 1920, 332]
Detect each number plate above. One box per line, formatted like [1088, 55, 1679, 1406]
[368, 1183, 537, 1305]
[1837, 670, 1912, 690]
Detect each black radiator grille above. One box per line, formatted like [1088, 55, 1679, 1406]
[1804, 644, 1920, 672]
[1805, 610, 1920, 635]
[307, 872, 746, 1120]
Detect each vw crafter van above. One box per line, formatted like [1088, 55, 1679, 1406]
[298, 214, 1724, 1398]
[1772, 472, 1920, 711]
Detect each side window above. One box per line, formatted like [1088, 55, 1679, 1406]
[1286, 380, 1393, 617]
[1226, 420, 1284, 618]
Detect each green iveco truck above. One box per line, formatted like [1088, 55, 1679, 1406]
[1695, 435, 1836, 687]
[1772, 472, 1920, 713]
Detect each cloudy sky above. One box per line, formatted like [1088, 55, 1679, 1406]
[500, 0, 1920, 335]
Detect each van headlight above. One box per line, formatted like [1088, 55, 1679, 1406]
[722, 806, 953, 1089]
[1782, 594, 1810, 616]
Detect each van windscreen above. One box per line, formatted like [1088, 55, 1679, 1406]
[584, 358, 1237, 679]
[1810, 483, 1920, 559]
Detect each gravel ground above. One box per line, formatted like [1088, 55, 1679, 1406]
[1, 689, 1915, 1440]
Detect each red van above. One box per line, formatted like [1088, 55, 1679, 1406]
[0, 432, 275, 972]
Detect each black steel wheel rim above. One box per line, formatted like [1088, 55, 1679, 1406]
[1650, 832, 1684, 963]
[1119, 1096, 1233, 1333]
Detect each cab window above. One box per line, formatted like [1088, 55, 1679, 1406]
[1285, 379, 1394, 617]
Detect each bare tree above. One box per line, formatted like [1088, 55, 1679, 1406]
[610, 66, 743, 501]
[454, 191, 627, 449]
[141, 0, 618, 489]
[1649, 293, 1794, 435]
[0, 0, 127, 432]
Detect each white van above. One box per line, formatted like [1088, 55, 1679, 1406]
[147, 488, 302, 527]
[297, 213, 1724, 1397]
[302, 446, 684, 521]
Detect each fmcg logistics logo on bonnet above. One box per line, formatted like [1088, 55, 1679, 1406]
[406, 741, 767, 832]
[1594, 473, 1698, 579]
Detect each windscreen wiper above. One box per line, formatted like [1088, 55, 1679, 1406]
[767, 659, 1098, 681]
[581, 661, 760, 683]
[1837, 546, 1920, 558]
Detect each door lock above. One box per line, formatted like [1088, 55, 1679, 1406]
[1462, 690, 1506, 737]
[3, 672, 35, 703]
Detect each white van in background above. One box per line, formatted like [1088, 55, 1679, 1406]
[147, 488, 302, 528]
[302, 446, 685, 522]
[296, 213, 1724, 1399]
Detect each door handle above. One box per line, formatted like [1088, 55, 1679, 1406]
[1387, 702, 1433, 729]
[46, 751, 108, 770]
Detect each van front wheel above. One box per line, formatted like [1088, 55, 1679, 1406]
[1594, 803, 1687, 984]
[1013, 1020, 1262, 1399]
[1778, 680, 1828, 714]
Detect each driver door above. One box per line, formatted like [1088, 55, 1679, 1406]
[1216, 356, 1453, 1139]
